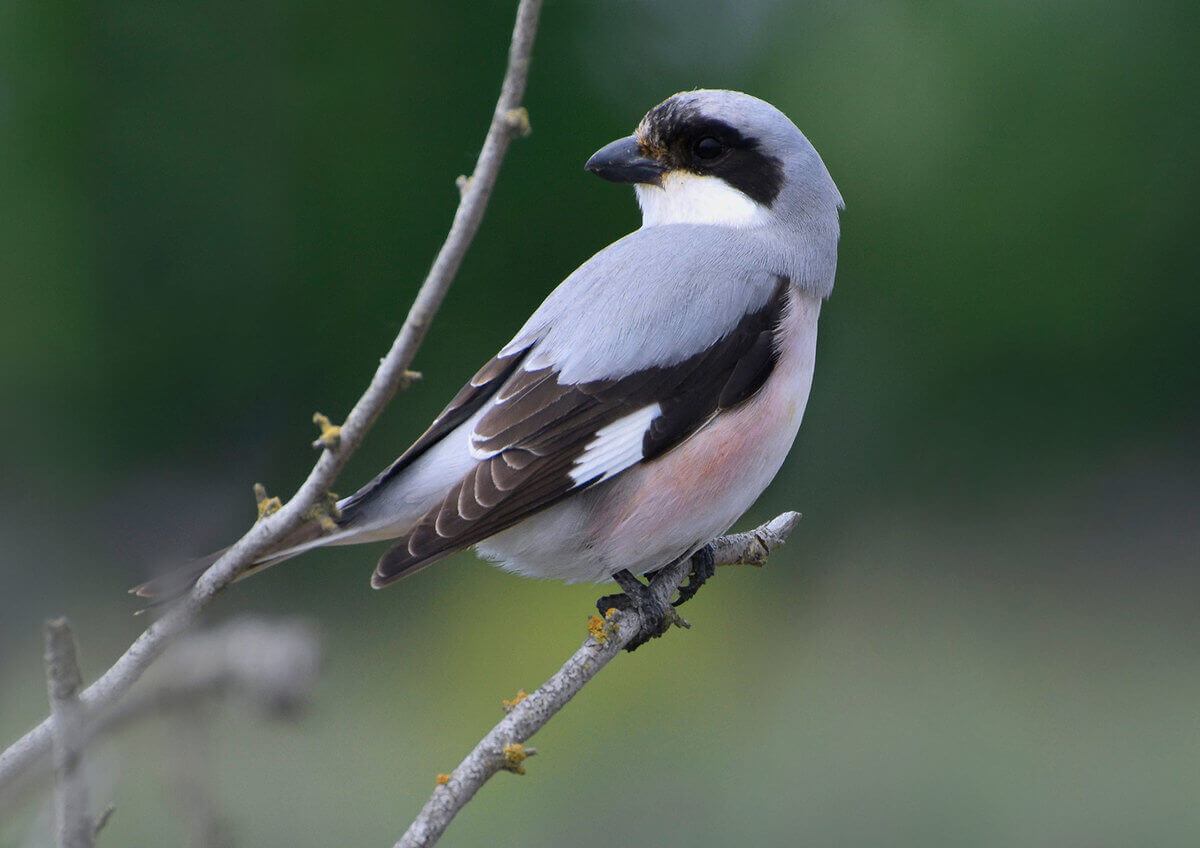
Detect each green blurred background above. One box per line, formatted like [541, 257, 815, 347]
[3, 0, 1199, 844]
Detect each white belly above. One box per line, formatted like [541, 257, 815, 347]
[476, 289, 821, 583]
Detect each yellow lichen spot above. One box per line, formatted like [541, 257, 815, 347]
[254, 483, 282, 521]
[312, 412, 342, 451]
[401, 369, 423, 387]
[504, 107, 532, 137]
[435, 773, 451, 786]
[589, 607, 621, 642]
[502, 743, 529, 775]
[502, 689, 528, 712]
[302, 491, 343, 532]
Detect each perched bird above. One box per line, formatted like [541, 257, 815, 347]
[137, 90, 843, 648]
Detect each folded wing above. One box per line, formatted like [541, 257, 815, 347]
[368, 275, 791, 587]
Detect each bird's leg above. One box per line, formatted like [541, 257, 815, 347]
[595, 560, 702, 652]
[642, 543, 716, 606]
[594, 569, 647, 616]
[595, 569, 677, 652]
[672, 543, 716, 608]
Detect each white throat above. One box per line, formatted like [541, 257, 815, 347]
[635, 171, 770, 229]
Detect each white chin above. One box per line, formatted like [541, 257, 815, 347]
[635, 172, 770, 228]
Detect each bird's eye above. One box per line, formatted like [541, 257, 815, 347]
[693, 137, 725, 160]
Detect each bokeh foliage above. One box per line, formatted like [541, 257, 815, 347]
[2, 1, 1198, 845]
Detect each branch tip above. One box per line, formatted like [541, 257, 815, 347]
[44, 616, 94, 848]
[94, 804, 116, 836]
[711, 511, 801, 568]
[43, 619, 84, 699]
[503, 107, 532, 137]
[253, 484, 282, 521]
[666, 607, 691, 630]
[311, 413, 343, 451]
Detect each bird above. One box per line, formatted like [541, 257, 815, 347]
[135, 89, 844, 649]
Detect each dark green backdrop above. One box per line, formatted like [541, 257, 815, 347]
[3, 1, 1198, 845]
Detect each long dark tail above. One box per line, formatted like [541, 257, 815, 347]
[130, 520, 330, 602]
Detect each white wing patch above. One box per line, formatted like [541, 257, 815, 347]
[569, 403, 661, 486]
[635, 172, 771, 229]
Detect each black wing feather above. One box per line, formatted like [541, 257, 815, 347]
[338, 343, 532, 515]
[370, 277, 792, 587]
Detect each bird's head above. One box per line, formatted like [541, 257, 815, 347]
[586, 89, 843, 232]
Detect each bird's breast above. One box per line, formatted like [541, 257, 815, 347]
[581, 286, 822, 576]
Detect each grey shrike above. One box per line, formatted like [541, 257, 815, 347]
[137, 90, 844, 648]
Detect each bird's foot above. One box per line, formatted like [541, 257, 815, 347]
[673, 544, 716, 608]
[595, 569, 687, 652]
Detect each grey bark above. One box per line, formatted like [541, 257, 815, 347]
[43, 619, 95, 848]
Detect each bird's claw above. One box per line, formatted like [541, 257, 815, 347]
[595, 569, 682, 652]
[595, 592, 632, 616]
[673, 544, 716, 608]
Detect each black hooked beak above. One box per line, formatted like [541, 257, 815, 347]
[585, 136, 666, 186]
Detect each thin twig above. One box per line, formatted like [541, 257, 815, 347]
[395, 512, 801, 848]
[103, 617, 323, 733]
[709, 511, 802, 567]
[44, 619, 95, 848]
[92, 805, 116, 838]
[0, 0, 543, 796]
[88, 616, 323, 756]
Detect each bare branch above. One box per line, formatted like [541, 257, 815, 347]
[395, 512, 801, 848]
[44, 619, 95, 848]
[5, 617, 322, 813]
[97, 616, 323, 738]
[0, 0, 543, 796]
[709, 511, 802, 567]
